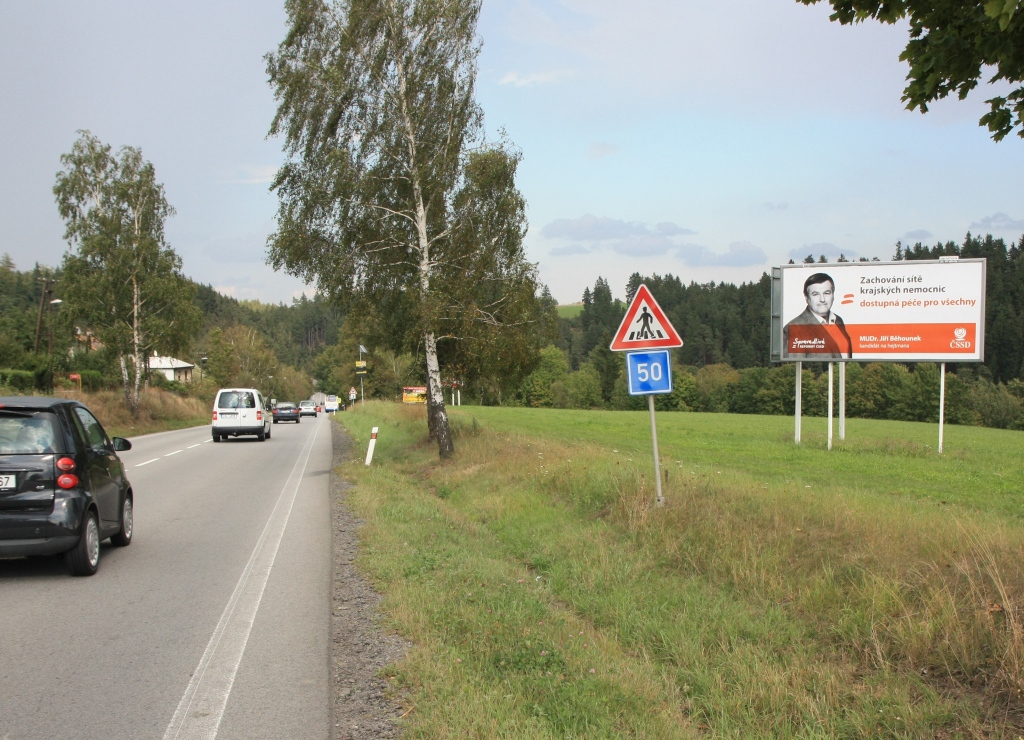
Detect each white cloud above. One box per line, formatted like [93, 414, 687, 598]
[787, 242, 858, 261]
[586, 141, 620, 160]
[970, 212, 1024, 233]
[499, 69, 574, 87]
[902, 229, 933, 241]
[677, 241, 767, 268]
[222, 164, 278, 185]
[541, 214, 762, 266]
[542, 214, 694, 241]
[550, 243, 590, 256]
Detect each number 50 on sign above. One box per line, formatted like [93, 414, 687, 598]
[626, 350, 673, 396]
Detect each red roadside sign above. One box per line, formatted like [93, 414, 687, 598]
[609, 284, 683, 351]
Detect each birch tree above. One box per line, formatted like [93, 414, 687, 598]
[267, 0, 532, 457]
[54, 132, 200, 414]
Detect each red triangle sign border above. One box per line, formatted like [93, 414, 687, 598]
[609, 284, 683, 351]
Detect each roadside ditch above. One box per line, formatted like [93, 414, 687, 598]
[329, 420, 409, 739]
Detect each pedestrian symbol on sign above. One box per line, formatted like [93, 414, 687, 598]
[610, 284, 682, 351]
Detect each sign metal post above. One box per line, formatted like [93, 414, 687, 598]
[827, 362, 834, 451]
[939, 362, 946, 454]
[794, 361, 802, 444]
[839, 362, 846, 441]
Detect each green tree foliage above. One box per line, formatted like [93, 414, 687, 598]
[268, 0, 543, 458]
[53, 132, 201, 414]
[798, 0, 1024, 140]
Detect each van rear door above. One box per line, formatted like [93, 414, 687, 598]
[217, 391, 257, 430]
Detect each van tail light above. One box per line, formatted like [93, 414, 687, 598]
[56, 457, 76, 473]
[57, 473, 79, 489]
[212, 411, 218, 421]
[257, 410, 262, 421]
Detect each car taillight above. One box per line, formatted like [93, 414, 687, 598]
[257, 410, 262, 421]
[213, 411, 218, 421]
[56, 457, 76, 472]
[57, 474, 79, 489]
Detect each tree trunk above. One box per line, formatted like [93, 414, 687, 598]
[119, 355, 132, 411]
[424, 331, 453, 458]
[425, 372, 437, 441]
[129, 275, 142, 417]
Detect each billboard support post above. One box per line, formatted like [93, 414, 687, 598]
[648, 395, 664, 507]
[794, 361, 802, 444]
[939, 362, 946, 454]
[839, 362, 846, 441]
[827, 362, 834, 451]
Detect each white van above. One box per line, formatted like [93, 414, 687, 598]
[212, 388, 272, 442]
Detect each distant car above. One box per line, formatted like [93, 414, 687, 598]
[212, 388, 272, 442]
[0, 396, 134, 576]
[298, 400, 317, 418]
[272, 402, 301, 424]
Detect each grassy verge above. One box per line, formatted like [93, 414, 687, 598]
[335, 403, 1024, 737]
[53, 387, 209, 438]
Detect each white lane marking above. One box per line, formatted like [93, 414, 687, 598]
[162, 422, 322, 740]
[135, 458, 160, 467]
[165, 450, 183, 457]
[188, 444, 201, 449]
[203, 439, 212, 444]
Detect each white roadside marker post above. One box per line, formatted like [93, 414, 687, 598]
[365, 426, 378, 466]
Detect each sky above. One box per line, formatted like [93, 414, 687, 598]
[1, 1, 1022, 306]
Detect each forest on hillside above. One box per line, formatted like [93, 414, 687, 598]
[2, 231, 1022, 430]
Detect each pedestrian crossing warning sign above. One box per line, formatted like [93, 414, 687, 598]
[609, 284, 683, 351]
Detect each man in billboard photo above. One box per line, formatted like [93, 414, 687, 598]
[783, 272, 852, 359]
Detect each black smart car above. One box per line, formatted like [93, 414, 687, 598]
[0, 397, 134, 576]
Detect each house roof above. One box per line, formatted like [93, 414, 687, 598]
[149, 355, 195, 370]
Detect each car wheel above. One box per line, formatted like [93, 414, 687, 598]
[213, 432, 220, 443]
[296, 418, 301, 424]
[65, 510, 100, 576]
[110, 494, 133, 547]
[257, 429, 266, 441]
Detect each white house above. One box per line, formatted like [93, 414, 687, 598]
[149, 352, 195, 383]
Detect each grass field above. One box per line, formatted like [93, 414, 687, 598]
[557, 304, 584, 319]
[334, 403, 1024, 738]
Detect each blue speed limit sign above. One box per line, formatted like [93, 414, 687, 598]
[626, 350, 673, 396]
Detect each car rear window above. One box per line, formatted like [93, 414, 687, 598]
[218, 392, 255, 409]
[299, 401, 313, 407]
[0, 411, 62, 454]
[277, 403, 296, 410]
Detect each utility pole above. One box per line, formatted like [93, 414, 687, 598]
[34, 278, 52, 354]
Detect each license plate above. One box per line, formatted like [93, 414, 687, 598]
[220, 412, 238, 418]
[0, 474, 16, 490]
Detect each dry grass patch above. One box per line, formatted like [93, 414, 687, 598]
[54, 387, 209, 437]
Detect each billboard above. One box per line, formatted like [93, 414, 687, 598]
[771, 259, 985, 363]
[402, 386, 427, 404]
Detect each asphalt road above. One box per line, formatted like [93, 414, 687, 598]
[0, 413, 334, 740]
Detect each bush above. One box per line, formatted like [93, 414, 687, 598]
[0, 368, 35, 392]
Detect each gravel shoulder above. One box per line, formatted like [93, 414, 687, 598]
[330, 419, 409, 739]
